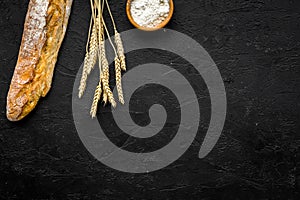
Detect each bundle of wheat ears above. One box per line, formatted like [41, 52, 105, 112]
[79, 0, 126, 118]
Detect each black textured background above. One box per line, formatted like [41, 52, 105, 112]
[0, 0, 299, 199]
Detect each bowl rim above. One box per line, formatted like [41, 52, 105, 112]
[126, 0, 174, 31]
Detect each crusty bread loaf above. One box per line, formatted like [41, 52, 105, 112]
[6, 0, 73, 121]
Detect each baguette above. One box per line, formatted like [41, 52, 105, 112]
[6, 0, 73, 121]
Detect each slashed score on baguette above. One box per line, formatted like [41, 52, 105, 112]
[6, 0, 73, 121]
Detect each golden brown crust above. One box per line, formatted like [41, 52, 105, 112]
[6, 0, 73, 121]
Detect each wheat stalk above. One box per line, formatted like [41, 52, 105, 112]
[80, 0, 127, 117]
[104, 0, 126, 72]
[104, 0, 116, 29]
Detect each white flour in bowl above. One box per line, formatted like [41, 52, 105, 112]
[130, 0, 170, 28]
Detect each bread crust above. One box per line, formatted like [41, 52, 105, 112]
[6, 0, 73, 121]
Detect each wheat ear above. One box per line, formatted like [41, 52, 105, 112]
[79, 53, 90, 98]
[102, 90, 108, 105]
[100, 40, 116, 107]
[114, 31, 126, 71]
[101, 72, 108, 105]
[90, 80, 102, 118]
[79, 26, 98, 99]
[87, 21, 98, 75]
[114, 57, 124, 104]
[101, 16, 125, 105]
[78, 14, 94, 98]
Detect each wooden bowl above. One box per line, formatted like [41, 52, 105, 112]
[126, 0, 174, 31]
